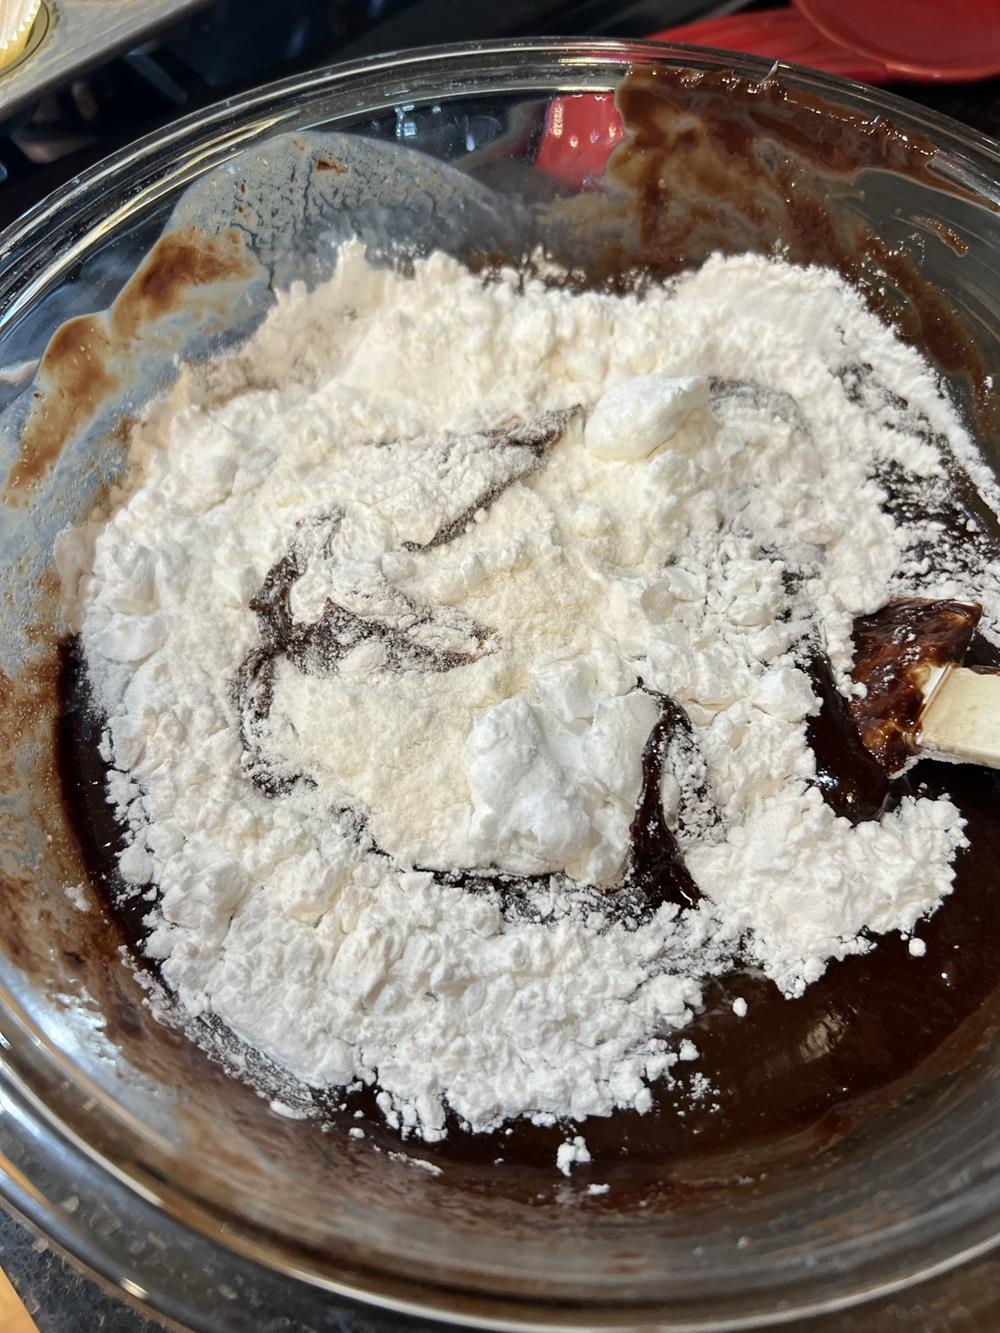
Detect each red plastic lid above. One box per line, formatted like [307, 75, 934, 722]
[799, 0, 1000, 81]
[652, 8, 892, 83]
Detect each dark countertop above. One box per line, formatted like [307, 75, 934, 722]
[3, 10, 1000, 1333]
[6, 1193, 1000, 1333]
[0, 1209, 163, 1333]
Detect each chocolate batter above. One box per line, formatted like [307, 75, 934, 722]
[55, 389, 1000, 1196]
[50, 67, 1000, 1203]
[56, 623, 1000, 1198]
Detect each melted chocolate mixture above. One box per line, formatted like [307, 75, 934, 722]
[57, 630, 1000, 1196]
[52, 68, 1000, 1199]
[55, 429, 1000, 1197]
[621, 693, 702, 912]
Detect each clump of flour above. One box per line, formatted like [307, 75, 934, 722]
[57, 244, 1000, 1139]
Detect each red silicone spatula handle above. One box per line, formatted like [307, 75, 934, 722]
[650, 8, 893, 84]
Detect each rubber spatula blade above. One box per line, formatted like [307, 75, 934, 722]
[848, 597, 1000, 774]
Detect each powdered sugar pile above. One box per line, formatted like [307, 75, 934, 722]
[57, 244, 1000, 1139]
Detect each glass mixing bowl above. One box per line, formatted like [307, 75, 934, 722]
[1, 37, 1000, 1333]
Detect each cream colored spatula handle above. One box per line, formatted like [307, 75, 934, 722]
[919, 665, 1000, 768]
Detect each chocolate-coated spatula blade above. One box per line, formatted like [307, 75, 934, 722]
[849, 598, 982, 773]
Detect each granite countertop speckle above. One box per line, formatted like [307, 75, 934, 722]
[0, 1208, 164, 1333]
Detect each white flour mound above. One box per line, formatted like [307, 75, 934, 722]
[58, 244, 1000, 1140]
